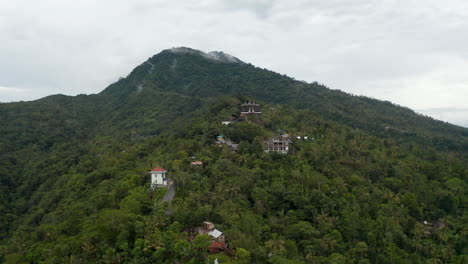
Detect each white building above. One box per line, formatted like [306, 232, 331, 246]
[150, 167, 167, 188]
[208, 229, 224, 242]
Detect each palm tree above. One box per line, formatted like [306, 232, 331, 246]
[102, 248, 121, 264]
[81, 241, 97, 262]
[265, 234, 286, 257]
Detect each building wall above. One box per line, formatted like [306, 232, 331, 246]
[151, 172, 167, 185]
[240, 103, 261, 114]
[265, 138, 291, 154]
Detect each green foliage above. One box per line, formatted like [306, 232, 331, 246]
[235, 248, 251, 264]
[222, 122, 267, 143]
[0, 49, 466, 263]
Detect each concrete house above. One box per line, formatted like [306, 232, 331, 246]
[150, 167, 167, 188]
[265, 134, 292, 154]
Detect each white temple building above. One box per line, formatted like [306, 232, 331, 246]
[150, 167, 167, 188]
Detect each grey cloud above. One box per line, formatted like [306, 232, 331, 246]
[1, 0, 468, 127]
[218, 0, 277, 18]
[418, 108, 468, 128]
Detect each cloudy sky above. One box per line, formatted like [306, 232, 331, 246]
[1, 0, 467, 127]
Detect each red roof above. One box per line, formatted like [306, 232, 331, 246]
[151, 167, 166, 172]
[209, 241, 226, 249]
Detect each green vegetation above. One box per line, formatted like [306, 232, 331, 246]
[0, 48, 466, 263]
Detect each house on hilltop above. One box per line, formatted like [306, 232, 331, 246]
[150, 167, 168, 188]
[240, 101, 261, 115]
[265, 134, 292, 154]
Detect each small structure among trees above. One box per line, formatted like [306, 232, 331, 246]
[221, 116, 245, 125]
[221, 116, 237, 125]
[240, 101, 262, 115]
[195, 221, 226, 253]
[191, 160, 203, 166]
[150, 167, 168, 188]
[264, 134, 292, 154]
[221, 120, 233, 125]
[215, 135, 238, 151]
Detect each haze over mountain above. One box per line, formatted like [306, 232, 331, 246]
[0, 48, 466, 263]
[3, 1, 468, 128]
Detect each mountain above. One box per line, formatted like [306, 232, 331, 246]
[103, 47, 468, 151]
[0, 47, 466, 263]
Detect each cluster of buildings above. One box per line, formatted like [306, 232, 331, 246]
[219, 100, 314, 155]
[151, 99, 313, 188]
[147, 99, 314, 257]
[195, 221, 228, 254]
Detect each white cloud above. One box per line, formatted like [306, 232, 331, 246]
[0, 0, 467, 126]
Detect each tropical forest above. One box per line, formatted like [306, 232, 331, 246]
[0, 48, 466, 264]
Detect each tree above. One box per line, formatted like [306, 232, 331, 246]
[191, 234, 211, 262]
[236, 247, 251, 264]
[265, 234, 286, 257]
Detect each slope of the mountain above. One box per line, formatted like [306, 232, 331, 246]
[102, 47, 467, 152]
[0, 48, 467, 263]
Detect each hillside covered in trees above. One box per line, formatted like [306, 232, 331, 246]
[0, 48, 466, 263]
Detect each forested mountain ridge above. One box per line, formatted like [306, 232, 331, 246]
[3, 47, 465, 152]
[101, 47, 467, 152]
[0, 48, 466, 263]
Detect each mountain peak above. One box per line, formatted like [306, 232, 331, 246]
[166, 47, 244, 64]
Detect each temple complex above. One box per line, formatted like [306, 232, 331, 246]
[240, 101, 262, 115]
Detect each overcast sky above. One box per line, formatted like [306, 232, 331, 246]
[1, 0, 467, 127]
